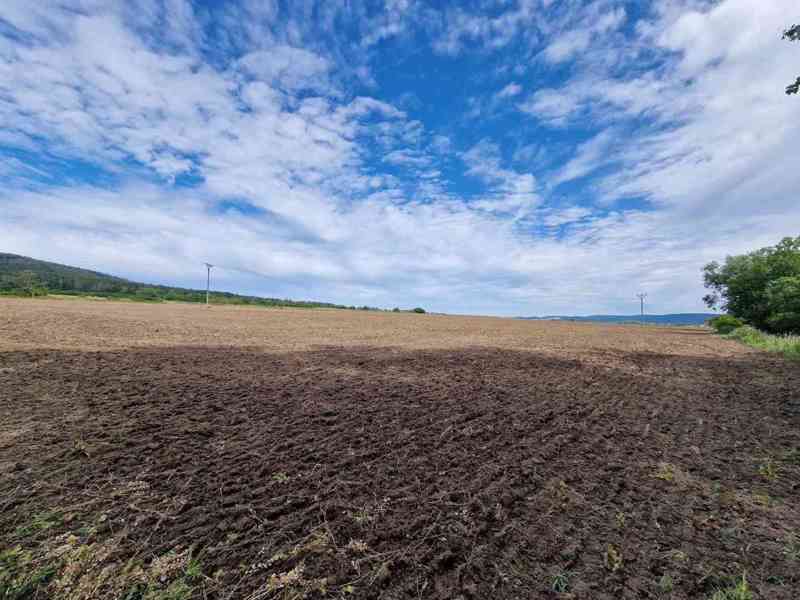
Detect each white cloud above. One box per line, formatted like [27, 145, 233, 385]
[524, 0, 800, 217]
[540, 206, 593, 227]
[543, 30, 592, 63]
[383, 149, 431, 167]
[431, 1, 539, 55]
[551, 129, 616, 186]
[518, 87, 585, 126]
[430, 134, 452, 154]
[593, 0, 800, 219]
[237, 46, 332, 93]
[496, 82, 522, 98]
[512, 143, 547, 167]
[0, 0, 798, 317]
[361, 0, 417, 47]
[462, 140, 541, 216]
[542, 5, 626, 64]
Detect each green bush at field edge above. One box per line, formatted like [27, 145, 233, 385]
[708, 315, 745, 334]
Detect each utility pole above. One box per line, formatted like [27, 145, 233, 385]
[204, 263, 213, 307]
[636, 292, 647, 326]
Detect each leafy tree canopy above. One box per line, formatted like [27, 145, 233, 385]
[785, 24, 800, 95]
[765, 275, 800, 332]
[703, 236, 800, 333]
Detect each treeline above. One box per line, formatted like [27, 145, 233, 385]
[704, 236, 800, 334]
[0, 253, 426, 313]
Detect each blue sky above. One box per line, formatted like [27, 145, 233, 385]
[1, 0, 798, 315]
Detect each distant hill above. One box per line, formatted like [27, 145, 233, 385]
[518, 313, 716, 326]
[0, 253, 377, 310]
[1, 253, 131, 290]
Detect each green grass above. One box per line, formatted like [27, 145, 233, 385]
[550, 571, 572, 593]
[708, 573, 752, 600]
[14, 511, 63, 538]
[658, 573, 674, 595]
[184, 558, 202, 582]
[0, 547, 57, 599]
[0, 539, 205, 600]
[725, 326, 800, 359]
[783, 533, 800, 562]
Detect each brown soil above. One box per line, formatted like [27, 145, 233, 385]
[1, 299, 799, 599]
[0, 297, 748, 357]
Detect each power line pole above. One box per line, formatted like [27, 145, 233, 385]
[204, 263, 213, 307]
[636, 292, 647, 326]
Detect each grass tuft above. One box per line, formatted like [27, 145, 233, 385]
[271, 472, 290, 484]
[782, 448, 800, 465]
[658, 573, 674, 595]
[184, 558, 202, 582]
[708, 573, 752, 600]
[653, 463, 676, 482]
[604, 545, 623, 572]
[783, 532, 800, 562]
[759, 458, 779, 481]
[550, 571, 572, 593]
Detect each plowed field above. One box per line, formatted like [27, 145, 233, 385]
[1, 299, 798, 600]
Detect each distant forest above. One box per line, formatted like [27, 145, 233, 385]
[0, 253, 425, 313]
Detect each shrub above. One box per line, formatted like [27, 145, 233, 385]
[709, 315, 744, 334]
[135, 287, 163, 302]
[412, 307, 426, 314]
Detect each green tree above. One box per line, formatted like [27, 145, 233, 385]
[703, 236, 800, 333]
[785, 24, 800, 95]
[14, 271, 42, 297]
[764, 276, 800, 332]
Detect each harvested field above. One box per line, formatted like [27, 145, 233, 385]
[1, 298, 799, 600]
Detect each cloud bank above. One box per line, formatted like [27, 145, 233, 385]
[0, 0, 798, 315]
